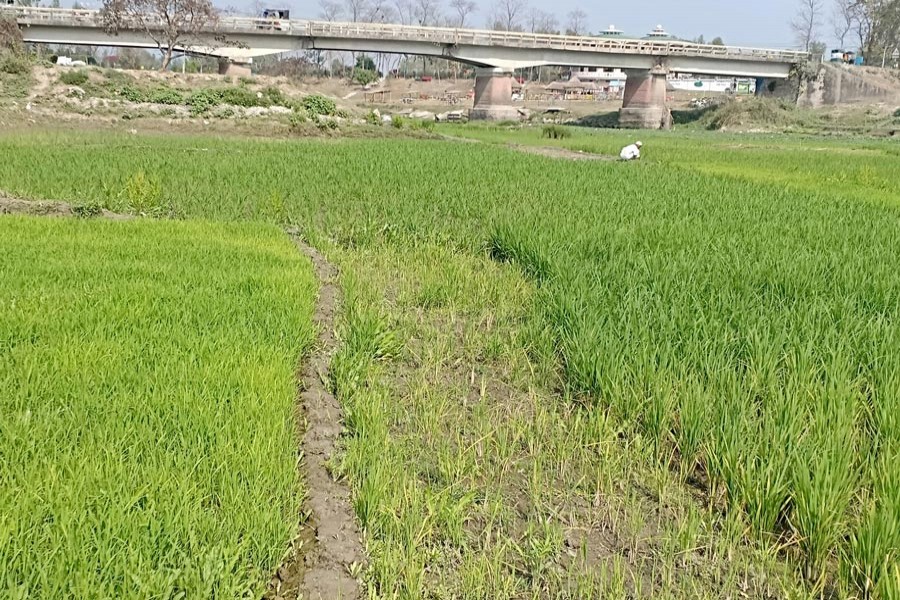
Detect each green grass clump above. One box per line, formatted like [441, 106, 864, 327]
[0, 50, 32, 98]
[59, 69, 89, 86]
[147, 87, 185, 105]
[542, 124, 570, 139]
[301, 93, 337, 117]
[0, 216, 316, 598]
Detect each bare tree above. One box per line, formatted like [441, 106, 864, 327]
[449, 0, 476, 28]
[490, 0, 527, 31]
[101, 0, 218, 71]
[392, 0, 412, 23]
[368, 0, 396, 21]
[0, 17, 25, 53]
[791, 0, 824, 51]
[831, 0, 855, 47]
[319, 0, 343, 20]
[852, 0, 900, 61]
[527, 8, 557, 34]
[413, 0, 441, 25]
[344, 0, 371, 22]
[565, 9, 587, 35]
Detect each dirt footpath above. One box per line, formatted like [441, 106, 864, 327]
[265, 228, 364, 600]
[0, 195, 131, 220]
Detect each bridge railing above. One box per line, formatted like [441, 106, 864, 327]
[4, 6, 809, 63]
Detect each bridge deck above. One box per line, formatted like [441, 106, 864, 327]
[6, 6, 807, 65]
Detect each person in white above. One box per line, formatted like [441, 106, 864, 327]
[619, 141, 643, 161]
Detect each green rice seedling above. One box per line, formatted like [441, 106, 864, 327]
[844, 447, 900, 599]
[0, 216, 316, 598]
[792, 386, 860, 583]
[2, 127, 900, 596]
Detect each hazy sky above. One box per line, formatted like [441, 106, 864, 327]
[222, 0, 805, 49]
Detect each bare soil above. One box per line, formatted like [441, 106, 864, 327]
[508, 143, 615, 161]
[265, 228, 364, 600]
[0, 194, 131, 220]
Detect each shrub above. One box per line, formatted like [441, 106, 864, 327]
[238, 76, 258, 86]
[0, 17, 24, 53]
[59, 70, 89, 86]
[352, 68, 379, 86]
[289, 108, 309, 130]
[1, 52, 30, 76]
[893, 107, 900, 119]
[542, 125, 570, 139]
[391, 115, 405, 129]
[148, 88, 185, 105]
[117, 84, 147, 103]
[260, 86, 287, 107]
[72, 200, 104, 218]
[365, 110, 380, 126]
[317, 118, 339, 131]
[302, 94, 337, 117]
[218, 86, 257, 108]
[215, 106, 236, 119]
[188, 89, 219, 116]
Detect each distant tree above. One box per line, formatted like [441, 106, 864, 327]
[319, 0, 343, 20]
[116, 47, 159, 69]
[490, 0, 527, 31]
[693, 34, 706, 44]
[527, 8, 557, 34]
[368, 0, 396, 22]
[0, 17, 25, 53]
[352, 53, 379, 83]
[791, 0, 824, 52]
[51, 0, 61, 8]
[100, 0, 218, 71]
[330, 57, 347, 76]
[412, 0, 440, 25]
[449, 0, 476, 28]
[851, 0, 900, 62]
[831, 0, 855, 48]
[355, 53, 377, 71]
[343, 0, 370, 22]
[711, 36, 725, 45]
[565, 9, 587, 35]
[809, 39, 828, 59]
[394, 0, 413, 24]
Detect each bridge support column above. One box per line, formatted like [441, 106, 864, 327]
[218, 58, 252, 78]
[470, 68, 519, 121]
[619, 66, 672, 130]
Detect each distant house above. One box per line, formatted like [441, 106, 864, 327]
[597, 25, 625, 39]
[643, 25, 679, 41]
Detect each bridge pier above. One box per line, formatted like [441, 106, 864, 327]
[619, 66, 673, 130]
[218, 58, 252, 78]
[469, 68, 519, 121]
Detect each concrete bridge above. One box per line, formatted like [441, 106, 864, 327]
[4, 6, 809, 128]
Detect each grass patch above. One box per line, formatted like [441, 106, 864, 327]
[0, 51, 32, 98]
[0, 216, 316, 597]
[59, 69, 89, 86]
[2, 128, 900, 596]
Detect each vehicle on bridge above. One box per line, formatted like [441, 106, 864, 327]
[257, 8, 289, 31]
